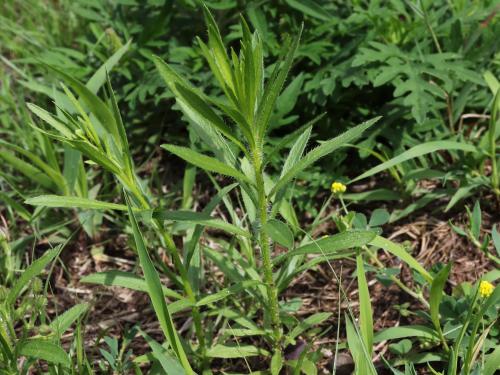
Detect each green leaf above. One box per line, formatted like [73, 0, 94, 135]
[271, 117, 380, 197]
[7, 246, 61, 305]
[282, 230, 375, 260]
[274, 230, 376, 264]
[281, 125, 312, 177]
[352, 141, 477, 182]
[484, 343, 500, 375]
[44, 64, 121, 147]
[374, 325, 439, 342]
[369, 236, 432, 283]
[125, 195, 193, 372]
[155, 210, 250, 238]
[429, 263, 451, 335]
[263, 219, 294, 249]
[86, 41, 131, 94]
[27, 103, 74, 138]
[0, 151, 54, 190]
[271, 351, 284, 375]
[18, 339, 70, 366]
[369, 208, 390, 227]
[471, 201, 481, 240]
[49, 303, 89, 335]
[139, 329, 186, 375]
[196, 280, 260, 307]
[162, 144, 252, 185]
[25, 195, 127, 211]
[285, 0, 332, 21]
[286, 312, 331, 344]
[356, 254, 373, 354]
[345, 314, 377, 375]
[80, 271, 183, 300]
[206, 344, 268, 358]
[492, 225, 500, 257]
[256, 25, 302, 139]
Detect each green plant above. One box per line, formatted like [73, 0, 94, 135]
[0, 245, 91, 374]
[21, 6, 441, 372]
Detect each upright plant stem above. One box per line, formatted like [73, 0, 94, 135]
[253, 149, 282, 350]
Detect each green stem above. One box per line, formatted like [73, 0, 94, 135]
[253, 150, 282, 350]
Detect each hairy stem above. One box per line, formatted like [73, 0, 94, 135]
[253, 150, 282, 349]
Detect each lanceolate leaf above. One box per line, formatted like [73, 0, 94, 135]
[125, 195, 193, 372]
[162, 144, 253, 185]
[206, 344, 268, 358]
[7, 246, 61, 305]
[273, 230, 376, 264]
[263, 219, 294, 249]
[271, 117, 380, 196]
[369, 236, 432, 283]
[25, 195, 128, 211]
[86, 40, 131, 94]
[81, 270, 183, 299]
[356, 254, 373, 354]
[49, 303, 89, 335]
[140, 329, 186, 375]
[256, 25, 302, 140]
[18, 340, 70, 367]
[352, 141, 477, 182]
[429, 263, 451, 340]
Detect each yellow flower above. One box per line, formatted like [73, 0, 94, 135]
[479, 280, 494, 298]
[331, 181, 347, 195]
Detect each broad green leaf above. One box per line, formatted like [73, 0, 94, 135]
[484, 344, 500, 375]
[429, 263, 451, 335]
[7, 246, 61, 305]
[356, 254, 373, 354]
[369, 236, 432, 283]
[162, 144, 252, 185]
[80, 270, 183, 299]
[271, 117, 380, 196]
[369, 208, 390, 227]
[18, 339, 70, 366]
[271, 351, 283, 375]
[352, 141, 477, 182]
[25, 195, 127, 211]
[206, 344, 268, 358]
[125, 195, 193, 372]
[49, 303, 89, 335]
[263, 219, 294, 249]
